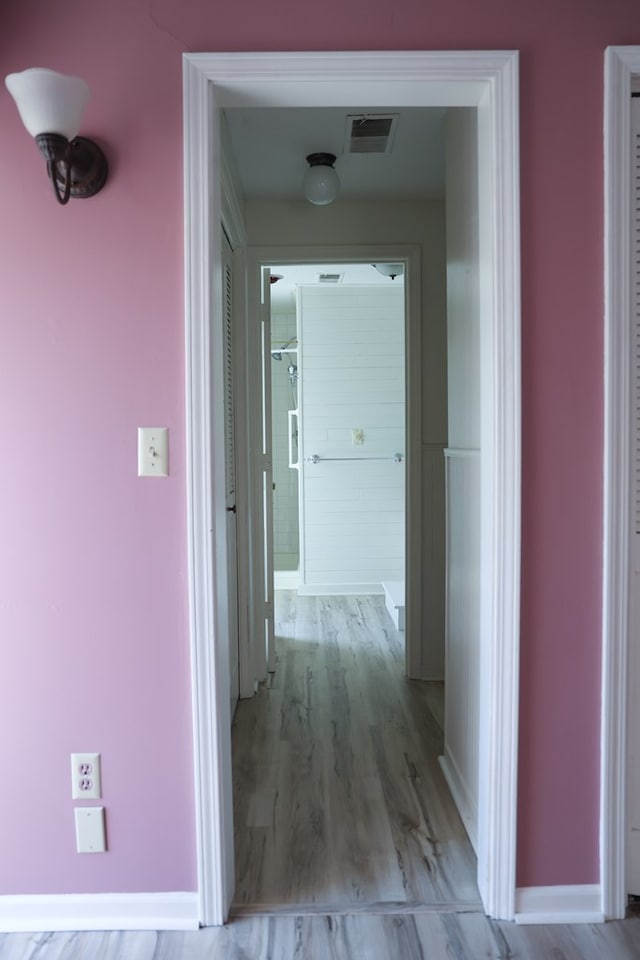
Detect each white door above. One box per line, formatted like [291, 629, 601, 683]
[628, 94, 640, 896]
[222, 232, 240, 716]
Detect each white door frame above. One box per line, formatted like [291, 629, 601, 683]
[601, 44, 640, 921]
[247, 243, 422, 677]
[183, 49, 521, 925]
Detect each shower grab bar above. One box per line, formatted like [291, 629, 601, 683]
[305, 453, 403, 464]
[288, 410, 299, 469]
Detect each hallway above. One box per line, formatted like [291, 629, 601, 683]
[231, 592, 478, 911]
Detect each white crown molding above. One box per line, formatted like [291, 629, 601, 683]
[601, 45, 640, 922]
[515, 885, 604, 925]
[0, 893, 199, 933]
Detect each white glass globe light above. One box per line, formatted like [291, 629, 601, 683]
[5, 68, 90, 140]
[373, 263, 404, 279]
[303, 153, 340, 206]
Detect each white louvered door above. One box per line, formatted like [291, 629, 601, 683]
[629, 95, 640, 896]
[222, 232, 240, 716]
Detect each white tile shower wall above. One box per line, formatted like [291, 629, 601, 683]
[299, 285, 405, 590]
[271, 309, 300, 568]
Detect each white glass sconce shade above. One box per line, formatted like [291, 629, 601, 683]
[5, 68, 90, 139]
[303, 153, 340, 206]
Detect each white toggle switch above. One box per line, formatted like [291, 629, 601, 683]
[138, 427, 169, 477]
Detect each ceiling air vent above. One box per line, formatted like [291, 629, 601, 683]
[344, 114, 399, 154]
[317, 273, 343, 284]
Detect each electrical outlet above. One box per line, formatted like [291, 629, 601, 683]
[71, 752, 102, 800]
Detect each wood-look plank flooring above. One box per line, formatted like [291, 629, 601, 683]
[4, 912, 640, 959]
[232, 592, 479, 912]
[5, 594, 640, 957]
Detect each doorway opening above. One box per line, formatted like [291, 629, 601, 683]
[233, 242, 454, 911]
[269, 261, 407, 614]
[183, 50, 521, 925]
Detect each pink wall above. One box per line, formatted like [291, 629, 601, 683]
[1, 0, 637, 896]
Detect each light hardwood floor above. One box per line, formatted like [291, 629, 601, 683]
[232, 592, 477, 912]
[3, 594, 640, 958]
[4, 911, 640, 959]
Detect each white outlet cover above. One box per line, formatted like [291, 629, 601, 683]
[74, 806, 106, 853]
[71, 752, 102, 800]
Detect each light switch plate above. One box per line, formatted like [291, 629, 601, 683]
[138, 427, 169, 477]
[74, 806, 106, 853]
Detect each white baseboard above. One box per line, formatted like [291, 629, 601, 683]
[274, 570, 300, 589]
[297, 582, 384, 596]
[0, 892, 200, 932]
[439, 751, 478, 853]
[515, 885, 604, 924]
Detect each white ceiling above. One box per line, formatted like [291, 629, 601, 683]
[224, 106, 447, 202]
[224, 105, 444, 307]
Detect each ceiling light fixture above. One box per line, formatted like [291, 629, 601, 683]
[302, 152, 339, 206]
[5, 67, 108, 205]
[372, 263, 404, 280]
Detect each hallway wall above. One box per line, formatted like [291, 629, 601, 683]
[440, 108, 482, 850]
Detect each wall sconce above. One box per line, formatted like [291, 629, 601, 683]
[5, 68, 108, 205]
[302, 153, 339, 206]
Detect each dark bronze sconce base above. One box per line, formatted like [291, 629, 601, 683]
[36, 132, 108, 205]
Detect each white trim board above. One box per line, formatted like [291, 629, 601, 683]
[515, 885, 604, 925]
[274, 570, 300, 590]
[439, 754, 479, 853]
[0, 893, 200, 933]
[602, 45, 640, 921]
[183, 49, 521, 925]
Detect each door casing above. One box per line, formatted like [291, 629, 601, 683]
[247, 243, 421, 679]
[601, 44, 640, 921]
[183, 49, 521, 925]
